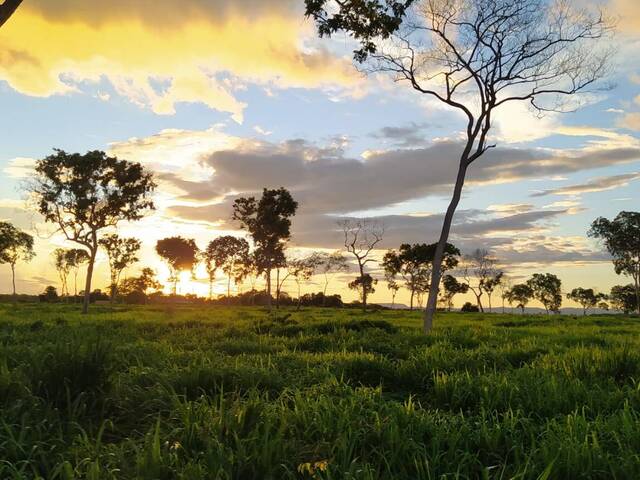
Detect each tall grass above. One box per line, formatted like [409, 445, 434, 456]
[0, 304, 639, 478]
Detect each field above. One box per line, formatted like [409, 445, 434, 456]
[1, 305, 640, 479]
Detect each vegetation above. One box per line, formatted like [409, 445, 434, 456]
[0, 221, 34, 296]
[1, 304, 640, 479]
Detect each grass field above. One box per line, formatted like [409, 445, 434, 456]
[1, 304, 640, 479]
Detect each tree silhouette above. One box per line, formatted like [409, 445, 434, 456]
[461, 249, 501, 312]
[288, 255, 322, 311]
[119, 268, 162, 303]
[306, 0, 612, 332]
[339, 219, 384, 311]
[440, 274, 468, 312]
[609, 284, 637, 314]
[383, 242, 459, 310]
[99, 234, 141, 302]
[589, 212, 640, 315]
[0, 0, 22, 29]
[527, 273, 562, 314]
[53, 248, 71, 297]
[504, 284, 534, 314]
[349, 273, 377, 304]
[202, 236, 251, 302]
[65, 249, 90, 297]
[0, 221, 34, 296]
[233, 188, 298, 311]
[567, 287, 606, 316]
[30, 150, 155, 313]
[314, 251, 349, 305]
[155, 237, 199, 295]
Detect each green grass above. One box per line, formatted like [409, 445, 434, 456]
[1, 304, 639, 479]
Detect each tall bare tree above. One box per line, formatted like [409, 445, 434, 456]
[305, 0, 613, 332]
[0, 0, 22, 29]
[339, 219, 384, 311]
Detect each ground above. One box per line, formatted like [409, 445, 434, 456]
[1, 304, 639, 479]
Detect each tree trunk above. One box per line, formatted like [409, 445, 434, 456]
[323, 276, 329, 307]
[410, 289, 414, 311]
[360, 264, 367, 312]
[423, 162, 468, 333]
[227, 275, 231, 305]
[275, 269, 280, 309]
[266, 268, 272, 311]
[11, 263, 16, 297]
[476, 294, 484, 313]
[635, 275, 639, 316]
[0, 0, 22, 29]
[209, 279, 213, 301]
[488, 294, 492, 313]
[82, 249, 96, 314]
[296, 282, 302, 311]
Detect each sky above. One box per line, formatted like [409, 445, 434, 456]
[0, 0, 639, 309]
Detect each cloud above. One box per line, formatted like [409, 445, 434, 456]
[0, 2, 358, 120]
[531, 172, 640, 197]
[4, 157, 36, 179]
[371, 122, 432, 147]
[618, 112, 640, 131]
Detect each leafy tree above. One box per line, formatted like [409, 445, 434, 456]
[53, 248, 71, 297]
[339, 219, 384, 311]
[202, 236, 251, 302]
[348, 273, 377, 303]
[0, 221, 35, 296]
[505, 284, 534, 314]
[233, 188, 298, 311]
[461, 249, 501, 313]
[119, 268, 162, 304]
[155, 237, 199, 295]
[0, 0, 21, 29]
[99, 234, 141, 302]
[40, 285, 59, 303]
[609, 284, 638, 314]
[383, 242, 459, 310]
[567, 287, 607, 316]
[589, 212, 640, 315]
[288, 255, 321, 311]
[30, 150, 155, 313]
[65, 248, 90, 297]
[305, 0, 612, 333]
[527, 273, 562, 315]
[440, 275, 469, 312]
[387, 280, 400, 308]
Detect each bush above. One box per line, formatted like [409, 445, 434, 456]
[461, 302, 480, 312]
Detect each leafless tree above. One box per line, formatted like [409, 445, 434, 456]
[461, 249, 501, 312]
[0, 0, 22, 29]
[339, 219, 384, 310]
[306, 0, 613, 332]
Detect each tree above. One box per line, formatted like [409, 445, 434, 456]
[589, 212, 640, 315]
[609, 284, 638, 314]
[498, 275, 513, 313]
[505, 284, 534, 314]
[155, 237, 199, 295]
[315, 251, 349, 304]
[119, 268, 162, 303]
[383, 242, 460, 310]
[440, 274, 468, 312]
[30, 150, 155, 313]
[340, 219, 384, 311]
[567, 287, 606, 316]
[0, 221, 35, 296]
[65, 248, 90, 297]
[461, 249, 501, 313]
[349, 273, 377, 304]
[202, 236, 251, 302]
[387, 280, 400, 308]
[99, 234, 141, 302]
[483, 272, 504, 313]
[53, 248, 71, 297]
[306, 0, 612, 333]
[0, 0, 22, 29]
[233, 188, 298, 311]
[527, 273, 562, 314]
[288, 255, 321, 310]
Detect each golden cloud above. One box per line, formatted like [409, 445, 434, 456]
[0, 3, 358, 121]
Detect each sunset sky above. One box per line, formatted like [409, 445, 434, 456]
[1, 0, 639, 308]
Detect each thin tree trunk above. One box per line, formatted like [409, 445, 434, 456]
[323, 275, 329, 306]
[266, 268, 272, 311]
[227, 275, 231, 305]
[410, 289, 414, 311]
[635, 275, 639, 316]
[296, 282, 302, 311]
[0, 0, 22, 29]
[82, 249, 96, 314]
[359, 263, 366, 312]
[275, 269, 280, 309]
[423, 162, 468, 333]
[11, 263, 16, 297]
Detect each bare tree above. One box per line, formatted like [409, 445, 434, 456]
[339, 219, 384, 310]
[0, 0, 22, 29]
[461, 249, 501, 312]
[316, 250, 349, 304]
[306, 0, 613, 332]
